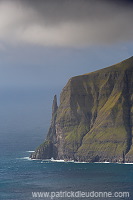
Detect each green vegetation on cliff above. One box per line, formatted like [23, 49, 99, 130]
[31, 56, 133, 163]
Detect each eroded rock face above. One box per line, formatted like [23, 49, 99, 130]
[30, 95, 58, 159]
[30, 56, 133, 163]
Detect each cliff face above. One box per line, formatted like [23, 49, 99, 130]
[30, 56, 133, 163]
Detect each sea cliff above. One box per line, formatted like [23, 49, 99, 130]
[30, 56, 133, 163]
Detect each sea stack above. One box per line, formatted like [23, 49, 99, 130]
[30, 56, 133, 163]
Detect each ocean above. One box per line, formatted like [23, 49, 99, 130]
[0, 131, 133, 200]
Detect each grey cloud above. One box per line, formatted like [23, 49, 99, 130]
[0, 0, 133, 47]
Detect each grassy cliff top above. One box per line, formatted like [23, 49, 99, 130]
[85, 56, 133, 75]
[72, 56, 133, 80]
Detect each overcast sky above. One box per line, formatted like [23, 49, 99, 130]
[0, 0, 133, 134]
[0, 0, 133, 88]
[0, 0, 133, 47]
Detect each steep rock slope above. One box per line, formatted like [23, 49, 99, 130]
[30, 56, 133, 163]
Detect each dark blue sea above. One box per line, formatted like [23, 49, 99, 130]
[0, 131, 133, 200]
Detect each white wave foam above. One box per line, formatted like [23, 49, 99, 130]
[16, 157, 32, 160]
[123, 163, 133, 165]
[74, 161, 88, 163]
[26, 151, 35, 153]
[94, 162, 111, 164]
[52, 159, 65, 162]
